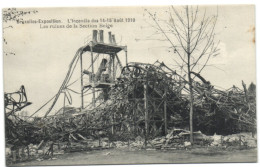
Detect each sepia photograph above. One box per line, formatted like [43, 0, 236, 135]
[2, 4, 257, 166]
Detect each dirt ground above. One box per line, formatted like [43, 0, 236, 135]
[11, 147, 257, 166]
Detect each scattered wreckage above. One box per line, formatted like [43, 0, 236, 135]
[5, 30, 256, 163]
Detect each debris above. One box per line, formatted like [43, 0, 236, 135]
[146, 148, 156, 151]
[4, 56, 256, 163]
[104, 152, 111, 155]
[37, 140, 45, 150]
[77, 134, 87, 140]
[210, 134, 222, 146]
[5, 148, 11, 155]
[246, 139, 257, 148]
[184, 141, 191, 147]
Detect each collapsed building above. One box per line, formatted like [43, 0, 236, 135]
[5, 30, 256, 162]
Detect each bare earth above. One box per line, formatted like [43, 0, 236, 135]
[12, 148, 257, 166]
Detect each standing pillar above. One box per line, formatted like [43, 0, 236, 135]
[164, 87, 167, 135]
[90, 42, 96, 107]
[108, 32, 112, 44]
[111, 112, 115, 135]
[92, 30, 98, 43]
[80, 52, 84, 110]
[112, 54, 116, 80]
[99, 30, 104, 43]
[144, 81, 148, 146]
[125, 47, 128, 65]
[63, 92, 66, 115]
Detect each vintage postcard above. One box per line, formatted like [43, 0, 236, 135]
[3, 5, 256, 166]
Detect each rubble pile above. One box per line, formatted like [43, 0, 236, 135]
[5, 61, 256, 163]
[5, 125, 257, 163]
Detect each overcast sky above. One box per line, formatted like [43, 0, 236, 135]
[3, 5, 255, 116]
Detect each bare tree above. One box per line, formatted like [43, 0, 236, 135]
[146, 6, 220, 144]
[3, 8, 38, 56]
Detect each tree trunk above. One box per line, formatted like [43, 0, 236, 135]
[187, 51, 194, 144]
[187, 50, 194, 144]
[188, 75, 194, 144]
[186, 9, 193, 142]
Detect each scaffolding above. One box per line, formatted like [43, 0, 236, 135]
[80, 30, 127, 109]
